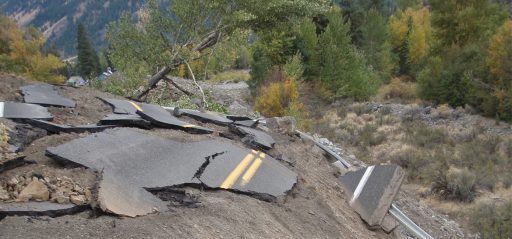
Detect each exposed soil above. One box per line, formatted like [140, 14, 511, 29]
[0, 75, 396, 238]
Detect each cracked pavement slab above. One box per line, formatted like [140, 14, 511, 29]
[0, 202, 87, 219]
[0, 102, 53, 120]
[24, 119, 115, 134]
[339, 165, 405, 227]
[98, 97, 213, 133]
[46, 128, 297, 216]
[20, 84, 76, 108]
[174, 108, 234, 126]
[230, 125, 275, 150]
[134, 103, 214, 134]
[99, 114, 152, 129]
[97, 97, 139, 115]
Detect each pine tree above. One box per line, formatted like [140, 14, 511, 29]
[360, 8, 394, 80]
[317, 7, 379, 100]
[76, 23, 100, 78]
[295, 18, 319, 80]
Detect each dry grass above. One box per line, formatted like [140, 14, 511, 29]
[311, 100, 512, 237]
[209, 70, 250, 83]
[0, 123, 8, 150]
[376, 78, 418, 103]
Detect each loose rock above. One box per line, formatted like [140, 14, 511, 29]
[18, 180, 50, 202]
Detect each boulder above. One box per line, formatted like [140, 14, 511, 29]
[18, 180, 50, 202]
[266, 116, 296, 135]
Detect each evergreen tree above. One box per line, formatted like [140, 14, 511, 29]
[295, 18, 320, 80]
[76, 23, 101, 78]
[317, 7, 379, 100]
[360, 8, 394, 80]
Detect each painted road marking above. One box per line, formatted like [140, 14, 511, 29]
[0, 102, 4, 117]
[183, 124, 197, 128]
[220, 152, 256, 189]
[350, 165, 375, 205]
[129, 101, 143, 112]
[240, 158, 263, 187]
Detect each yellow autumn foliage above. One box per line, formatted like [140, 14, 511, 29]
[389, 7, 431, 66]
[0, 16, 64, 84]
[254, 79, 300, 117]
[487, 20, 512, 83]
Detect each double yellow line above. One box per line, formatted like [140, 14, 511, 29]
[220, 150, 265, 189]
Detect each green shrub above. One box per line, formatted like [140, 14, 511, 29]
[470, 201, 512, 239]
[432, 168, 477, 202]
[358, 124, 386, 147]
[406, 123, 448, 148]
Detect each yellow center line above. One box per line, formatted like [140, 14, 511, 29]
[129, 101, 143, 112]
[220, 153, 255, 189]
[240, 158, 263, 187]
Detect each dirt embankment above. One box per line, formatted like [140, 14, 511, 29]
[0, 74, 393, 239]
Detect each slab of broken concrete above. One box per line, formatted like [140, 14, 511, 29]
[20, 84, 76, 108]
[339, 165, 405, 227]
[0, 102, 53, 120]
[46, 128, 297, 217]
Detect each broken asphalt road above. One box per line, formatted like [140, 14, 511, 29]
[46, 128, 297, 217]
[99, 114, 152, 129]
[20, 84, 75, 108]
[98, 97, 214, 134]
[134, 102, 214, 134]
[340, 165, 405, 227]
[23, 119, 115, 134]
[230, 125, 275, 150]
[174, 108, 234, 126]
[0, 202, 87, 219]
[97, 97, 138, 115]
[0, 102, 53, 120]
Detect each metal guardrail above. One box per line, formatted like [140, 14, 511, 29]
[297, 130, 434, 239]
[389, 204, 434, 239]
[158, 108, 434, 239]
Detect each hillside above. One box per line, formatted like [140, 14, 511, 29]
[0, 0, 143, 57]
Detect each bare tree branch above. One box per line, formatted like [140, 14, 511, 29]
[162, 76, 193, 96]
[184, 60, 208, 110]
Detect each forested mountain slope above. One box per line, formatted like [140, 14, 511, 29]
[0, 0, 143, 57]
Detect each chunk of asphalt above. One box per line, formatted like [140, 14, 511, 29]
[99, 114, 152, 129]
[98, 170, 167, 218]
[173, 108, 233, 126]
[20, 84, 76, 108]
[0, 156, 35, 174]
[0, 202, 88, 219]
[339, 165, 405, 227]
[97, 97, 138, 114]
[135, 103, 214, 134]
[229, 125, 275, 150]
[226, 115, 254, 121]
[233, 119, 259, 128]
[8, 124, 47, 152]
[46, 128, 297, 216]
[24, 119, 115, 134]
[0, 102, 53, 120]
